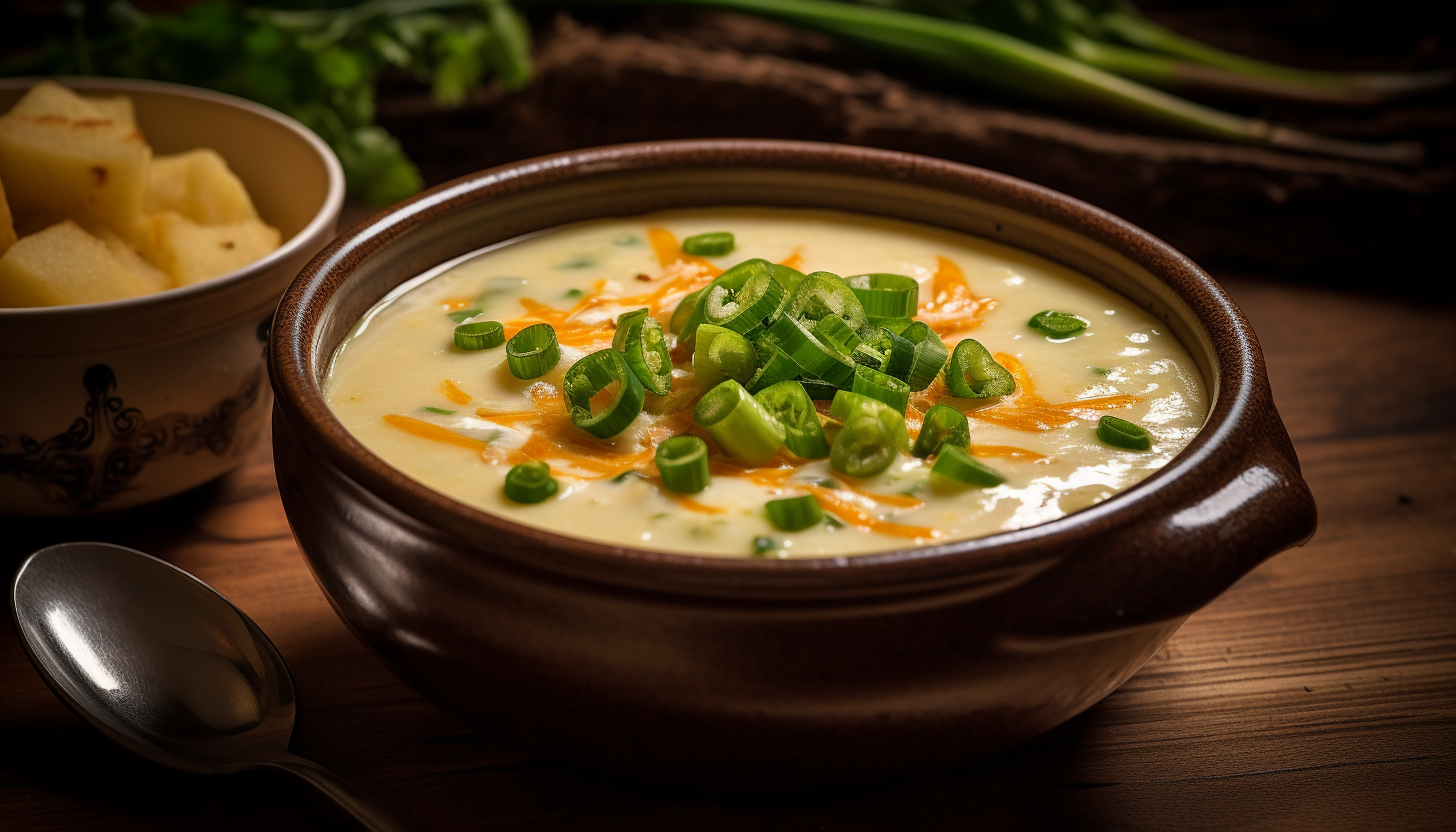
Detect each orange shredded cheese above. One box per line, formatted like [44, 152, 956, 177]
[440, 380, 472, 405]
[779, 249, 804, 270]
[965, 353, 1143, 432]
[918, 255, 996, 343]
[382, 415, 489, 452]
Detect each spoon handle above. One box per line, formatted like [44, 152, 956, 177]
[264, 753, 419, 832]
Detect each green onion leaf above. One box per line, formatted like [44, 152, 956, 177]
[813, 314, 861, 355]
[670, 287, 704, 336]
[851, 343, 887, 370]
[505, 324, 561, 380]
[930, 446, 1005, 487]
[765, 494, 824, 531]
[747, 345, 804, 394]
[799, 379, 840, 401]
[682, 231, 736, 256]
[694, 324, 759, 389]
[752, 536, 778, 557]
[702, 258, 785, 335]
[829, 390, 909, 477]
[1029, 310, 1090, 337]
[770, 264, 809, 296]
[945, 338, 1015, 398]
[911, 404, 971, 458]
[454, 319, 505, 350]
[563, 348, 646, 438]
[613, 308, 672, 396]
[784, 272, 868, 333]
[755, 380, 831, 459]
[655, 435, 711, 493]
[845, 273, 919, 321]
[421, 406, 456, 415]
[765, 315, 854, 388]
[504, 461, 558, 503]
[851, 364, 911, 414]
[900, 322, 948, 391]
[1096, 415, 1153, 450]
[874, 326, 915, 381]
[694, 380, 786, 466]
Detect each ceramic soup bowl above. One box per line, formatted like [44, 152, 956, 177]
[0, 77, 343, 515]
[269, 140, 1316, 791]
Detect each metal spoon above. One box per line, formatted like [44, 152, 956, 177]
[10, 541, 416, 832]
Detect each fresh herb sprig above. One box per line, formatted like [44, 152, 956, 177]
[6, 0, 532, 205]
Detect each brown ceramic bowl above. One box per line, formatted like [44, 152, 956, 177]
[269, 140, 1317, 791]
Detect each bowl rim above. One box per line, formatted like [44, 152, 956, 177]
[0, 75, 345, 319]
[271, 139, 1264, 583]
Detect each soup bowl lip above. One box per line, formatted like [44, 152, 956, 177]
[0, 75, 346, 322]
[271, 138, 1263, 588]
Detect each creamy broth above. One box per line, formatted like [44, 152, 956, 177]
[325, 209, 1207, 558]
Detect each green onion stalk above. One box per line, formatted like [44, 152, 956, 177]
[572, 0, 1438, 165]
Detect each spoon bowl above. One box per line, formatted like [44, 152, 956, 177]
[10, 542, 413, 831]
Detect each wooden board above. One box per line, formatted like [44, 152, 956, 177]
[2, 270, 1453, 830]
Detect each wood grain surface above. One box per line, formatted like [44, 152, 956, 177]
[2, 270, 1453, 830]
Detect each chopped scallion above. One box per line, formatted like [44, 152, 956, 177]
[420, 406, 456, 415]
[504, 461, 558, 503]
[1096, 415, 1153, 450]
[765, 494, 823, 531]
[694, 324, 759, 389]
[1029, 310, 1090, 337]
[945, 338, 1015, 398]
[911, 404, 970, 458]
[655, 435, 711, 493]
[851, 364, 911, 414]
[505, 324, 561, 380]
[755, 380, 831, 459]
[900, 322, 948, 391]
[613, 308, 672, 395]
[930, 446, 1005, 487]
[563, 348, 646, 438]
[682, 231, 736, 256]
[694, 380, 787, 466]
[454, 319, 505, 350]
[844, 273, 919, 321]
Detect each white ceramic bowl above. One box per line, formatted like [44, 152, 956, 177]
[0, 77, 344, 515]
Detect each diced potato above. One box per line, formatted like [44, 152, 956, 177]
[0, 220, 166, 307]
[97, 227, 172, 293]
[144, 212, 281, 286]
[0, 177, 16, 257]
[0, 81, 150, 240]
[147, 149, 260, 224]
[82, 94, 136, 129]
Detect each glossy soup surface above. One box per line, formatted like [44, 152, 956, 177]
[325, 209, 1208, 558]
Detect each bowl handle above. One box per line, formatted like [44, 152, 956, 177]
[1008, 409, 1318, 636]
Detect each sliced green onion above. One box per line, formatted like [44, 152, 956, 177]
[852, 364, 911, 414]
[701, 259, 784, 335]
[682, 231, 735, 256]
[845, 273, 919, 321]
[875, 326, 915, 381]
[454, 319, 505, 351]
[945, 338, 1015, 398]
[752, 536, 778, 557]
[504, 461, 557, 503]
[655, 435, 711, 493]
[911, 404, 971, 458]
[812, 314, 861, 355]
[765, 494, 823, 531]
[799, 379, 839, 400]
[783, 273, 867, 333]
[563, 348, 646, 438]
[613, 308, 672, 396]
[693, 324, 758, 389]
[831, 409, 900, 478]
[877, 316, 914, 335]
[900, 322, 948, 391]
[851, 343, 886, 369]
[747, 345, 803, 394]
[930, 445, 1005, 487]
[1029, 310, 1090, 337]
[1097, 415, 1153, 450]
[755, 380, 831, 459]
[505, 324, 561, 380]
[770, 264, 808, 296]
[765, 314, 854, 387]
[421, 406, 456, 415]
[670, 287, 704, 337]
[447, 307, 483, 324]
[694, 380, 786, 466]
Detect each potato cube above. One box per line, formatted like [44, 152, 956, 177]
[97, 227, 172, 292]
[0, 220, 168, 307]
[0, 176, 15, 257]
[147, 149, 260, 224]
[82, 94, 136, 129]
[0, 81, 150, 240]
[145, 212, 281, 286]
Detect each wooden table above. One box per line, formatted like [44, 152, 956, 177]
[3, 270, 1453, 830]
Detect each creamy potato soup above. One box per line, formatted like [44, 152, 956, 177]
[325, 209, 1207, 558]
